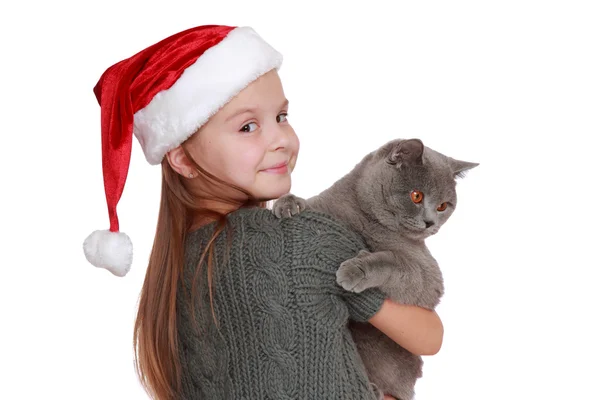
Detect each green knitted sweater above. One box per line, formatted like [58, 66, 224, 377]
[176, 207, 386, 400]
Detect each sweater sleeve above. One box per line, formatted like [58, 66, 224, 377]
[293, 211, 386, 322]
[342, 286, 386, 322]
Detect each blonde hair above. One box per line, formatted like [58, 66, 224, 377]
[133, 140, 265, 399]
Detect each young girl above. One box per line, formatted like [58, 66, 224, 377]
[83, 25, 443, 400]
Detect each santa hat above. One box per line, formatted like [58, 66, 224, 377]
[83, 25, 283, 277]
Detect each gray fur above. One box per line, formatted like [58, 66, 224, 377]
[273, 138, 477, 400]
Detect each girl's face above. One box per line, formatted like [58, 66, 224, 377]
[185, 70, 299, 202]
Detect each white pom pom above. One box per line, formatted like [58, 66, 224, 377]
[83, 230, 133, 277]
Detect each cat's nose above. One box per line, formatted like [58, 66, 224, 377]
[424, 220, 434, 228]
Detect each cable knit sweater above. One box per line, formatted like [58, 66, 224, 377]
[176, 207, 386, 400]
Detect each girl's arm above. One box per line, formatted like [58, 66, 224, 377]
[368, 299, 443, 356]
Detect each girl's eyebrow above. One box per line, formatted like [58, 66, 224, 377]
[225, 106, 257, 122]
[225, 99, 289, 123]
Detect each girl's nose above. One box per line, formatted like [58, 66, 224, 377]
[266, 122, 291, 151]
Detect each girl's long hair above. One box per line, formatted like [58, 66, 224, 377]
[133, 142, 265, 399]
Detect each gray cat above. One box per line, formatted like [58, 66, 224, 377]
[273, 138, 477, 400]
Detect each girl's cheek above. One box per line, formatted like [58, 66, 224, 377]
[292, 133, 300, 153]
[238, 147, 263, 169]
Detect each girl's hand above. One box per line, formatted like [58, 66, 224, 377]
[368, 298, 443, 355]
[383, 395, 397, 400]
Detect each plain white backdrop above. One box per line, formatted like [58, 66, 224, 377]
[1, 1, 599, 399]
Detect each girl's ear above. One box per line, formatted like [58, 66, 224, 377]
[166, 146, 194, 177]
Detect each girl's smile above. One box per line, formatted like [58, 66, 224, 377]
[260, 160, 290, 174]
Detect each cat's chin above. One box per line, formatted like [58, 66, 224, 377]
[398, 225, 431, 241]
[415, 233, 433, 241]
[424, 226, 442, 237]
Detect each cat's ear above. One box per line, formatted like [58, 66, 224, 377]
[388, 139, 424, 166]
[450, 158, 479, 179]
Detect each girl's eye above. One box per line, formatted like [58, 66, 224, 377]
[410, 190, 424, 204]
[240, 122, 258, 133]
[277, 112, 288, 123]
[437, 202, 448, 211]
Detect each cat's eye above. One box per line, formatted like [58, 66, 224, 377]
[437, 202, 448, 211]
[411, 190, 424, 204]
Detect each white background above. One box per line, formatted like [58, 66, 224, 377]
[1, 1, 599, 399]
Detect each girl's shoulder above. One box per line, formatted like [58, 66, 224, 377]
[230, 207, 364, 243]
[186, 206, 365, 255]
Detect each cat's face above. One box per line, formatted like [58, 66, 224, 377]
[358, 139, 477, 240]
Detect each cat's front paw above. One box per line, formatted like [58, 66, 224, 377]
[273, 194, 307, 218]
[337, 256, 371, 293]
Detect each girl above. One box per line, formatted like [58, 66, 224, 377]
[83, 25, 443, 400]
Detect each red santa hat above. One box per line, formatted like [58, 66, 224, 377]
[83, 25, 283, 277]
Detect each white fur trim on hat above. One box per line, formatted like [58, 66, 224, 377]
[83, 230, 133, 277]
[133, 26, 283, 165]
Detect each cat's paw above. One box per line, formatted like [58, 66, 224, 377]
[273, 194, 307, 218]
[370, 382, 385, 400]
[337, 256, 371, 293]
